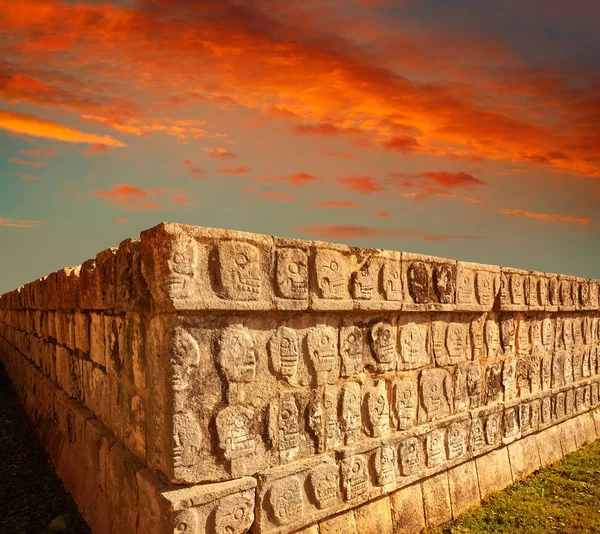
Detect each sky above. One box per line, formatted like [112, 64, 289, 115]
[1, 0, 599, 293]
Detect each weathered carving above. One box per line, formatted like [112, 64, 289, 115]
[501, 316, 516, 355]
[172, 509, 198, 534]
[392, 378, 416, 430]
[173, 412, 202, 469]
[316, 249, 348, 299]
[419, 368, 453, 422]
[541, 395, 552, 423]
[447, 421, 468, 460]
[433, 263, 455, 304]
[555, 392, 566, 419]
[407, 262, 430, 303]
[590, 282, 599, 308]
[485, 362, 503, 404]
[268, 477, 303, 526]
[510, 274, 525, 305]
[454, 361, 482, 411]
[269, 327, 300, 383]
[552, 350, 566, 388]
[370, 322, 396, 371]
[485, 412, 501, 445]
[502, 406, 519, 443]
[560, 279, 573, 306]
[364, 379, 390, 437]
[324, 386, 341, 450]
[216, 405, 256, 461]
[485, 319, 501, 358]
[471, 315, 485, 360]
[470, 418, 484, 453]
[340, 382, 361, 444]
[549, 277, 560, 306]
[218, 325, 257, 384]
[446, 322, 468, 363]
[155, 234, 197, 300]
[457, 269, 475, 305]
[214, 492, 255, 534]
[307, 395, 325, 453]
[374, 445, 397, 488]
[342, 454, 369, 500]
[307, 325, 338, 382]
[400, 437, 424, 476]
[339, 325, 364, 377]
[425, 429, 446, 468]
[382, 259, 402, 301]
[476, 271, 497, 306]
[399, 322, 430, 370]
[432, 320, 447, 364]
[217, 241, 261, 300]
[520, 403, 531, 433]
[171, 326, 200, 394]
[308, 462, 339, 509]
[268, 393, 300, 462]
[502, 359, 517, 401]
[579, 281, 590, 307]
[538, 277, 549, 306]
[276, 248, 308, 299]
[352, 259, 378, 300]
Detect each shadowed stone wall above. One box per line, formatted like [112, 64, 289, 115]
[1, 221, 600, 534]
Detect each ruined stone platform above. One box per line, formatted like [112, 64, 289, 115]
[1, 221, 599, 533]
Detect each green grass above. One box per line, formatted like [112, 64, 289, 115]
[431, 440, 600, 534]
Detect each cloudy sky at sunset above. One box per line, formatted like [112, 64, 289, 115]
[1, 0, 599, 293]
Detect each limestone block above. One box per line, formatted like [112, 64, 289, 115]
[558, 419, 578, 454]
[422, 472, 452, 527]
[104, 315, 125, 377]
[89, 312, 106, 367]
[476, 447, 513, 498]
[500, 267, 530, 311]
[116, 238, 150, 312]
[403, 252, 456, 311]
[390, 483, 425, 534]
[74, 311, 90, 354]
[456, 261, 500, 312]
[318, 510, 358, 534]
[46, 271, 59, 310]
[447, 460, 481, 518]
[528, 271, 551, 310]
[558, 274, 577, 312]
[140, 222, 274, 311]
[56, 266, 80, 310]
[273, 236, 310, 311]
[353, 496, 393, 534]
[508, 434, 541, 480]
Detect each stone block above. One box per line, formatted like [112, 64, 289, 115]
[422, 471, 452, 527]
[89, 312, 105, 367]
[353, 496, 393, 534]
[476, 447, 513, 498]
[508, 434, 541, 480]
[319, 510, 358, 534]
[447, 460, 481, 518]
[74, 311, 90, 354]
[390, 483, 425, 534]
[558, 419, 578, 454]
[536, 425, 564, 467]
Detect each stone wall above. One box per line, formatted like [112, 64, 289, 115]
[1, 221, 600, 534]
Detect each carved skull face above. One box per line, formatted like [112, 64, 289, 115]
[542, 318, 553, 346]
[393, 379, 415, 430]
[420, 369, 451, 421]
[457, 269, 475, 304]
[370, 322, 396, 364]
[343, 455, 368, 500]
[433, 264, 455, 304]
[162, 235, 197, 299]
[501, 317, 516, 354]
[375, 446, 396, 486]
[448, 422, 466, 459]
[485, 414, 500, 444]
[214, 494, 254, 534]
[309, 463, 339, 509]
[352, 260, 377, 300]
[308, 325, 337, 373]
[400, 438, 423, 475]
[341, 383, 361, 439]
[542, 396, 552, 422]
[318, 250, 347, 299]
[466, 364, 482, 398]
[485, 320, 500, 356]
[547, 277, 558, 305]
[278, 394, 299, 451]
[446, 322, 467, 361]
[271, 326, 299, 379]
[470, 418, 484, 451]
[172, 508, 198, 534]
[324, 388, 338, 443]
[400, 323, 426, 365]
[476, 271, 495, 305]
[471, 317, 484, 357]
[218, 241, 261, 300]
[426, 429, 446, 467]
[216, 405, 256, 460]
[562, 319, 573, 348]
[517, 321, 529, 356]
[407, 262, 430, 303]
[382, 260, 402, 301]
[503, 407, 518, 437]
[269, 477, 303, 526]
[583, 317, 592, 345]
[171, 327, 200, 392]
[173, 412, 202, 469]
[366, 381, 390, 437]
[530, 320, 542, 347]
[579, 282, 590, 306]
[509, 274, 524, 304]
[219, 325, 257, 383]
[560, 280, 572, 306]
[340, 326, 363, 376]
[276, 248, 308, 299]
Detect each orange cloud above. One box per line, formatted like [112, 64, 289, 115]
[242, 188, 294, 201]
[217, 164, 251, 175]
[266, 106, 299, 118]
[374, 210, 390, 217]
[115, 217, 129, 224]
[18, 173, 40, 181]
[8, 156, 44, 168]
[389, 170, 485, 202]
[0, 216, 47, 228]
[337, 175, 382, 194]
[18, 148, 55, 157]
[92, 184, 165, 211]
[85, 143, 109, 155]
[314, 200, 358, 208]
[289, 172, 318, 185]
[0, 110, 126, 146]
[172, 194, 195, 206]
[292, 123, 363, 137]
[204, 145, 238, 159]
[325, 150, 354, 159]
[382, 135, 421, 153]
[183, 159, 207, 180]
[497, 208, 595, 227]
[293, 225, 484, 242]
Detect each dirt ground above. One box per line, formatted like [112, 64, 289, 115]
[0, 362, 90, 534]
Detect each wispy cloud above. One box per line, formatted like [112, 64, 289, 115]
[314, 200, 358, 208]
[204, 145, 238, 159]
[242, 188, 294, 201]
[338, 175, 382, 194]
[294, 225, 484, 242]
[217, 164, 251, 175]
[183, 159, 208, 180]
[497, 208, 594, 227]
[0, 216, 48, 228]
[8, 156, 44, 168]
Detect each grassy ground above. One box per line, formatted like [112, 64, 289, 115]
[431, 439, 600, 534]
[0, 362, 90, 534]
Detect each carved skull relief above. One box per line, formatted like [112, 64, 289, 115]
[370, 322, 397, 367]
[308, 325, 338, 375]
[407, 262, 430, 303]
[268, 477, 303, 526]
[171, 509, 198, 534]
[399, 322, 429, 369]
[446, 322, 468, 362]
[269, 326, 299, 382]
[426, 428, 446, 467]
[316, 249, 348, 299]
[485, 319, 500, 357]
[214, 492, 255, 534]
[433, 263, 455, 304]
[218, 325, 257, 383]
[382, 260, 402, 301]
[365, 380, 390, 438]
[392, 378, 416, 430]
[476, 271, 496, 306]
[510, 274, 525, 305]
[400, 437, 424, 476]
[309, 463, 339, 509]
[457, 269, 475, 305]
[340, 326, 364, 376]
[342, 454, 369, 500]
[375, 445, 397, 487]
[419, 368, 453, 422]
[352, 259, 378, 300]
[447, 421, 468, 459]
[172, 412, 202, 469]
[159, 234, 197, 300]
[216, 405, 256, 460]
[340, 382, 361, 444]
[217, 241, 261, 300]
[171, 327, 200, 393]
[276, 248, 308, 299]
